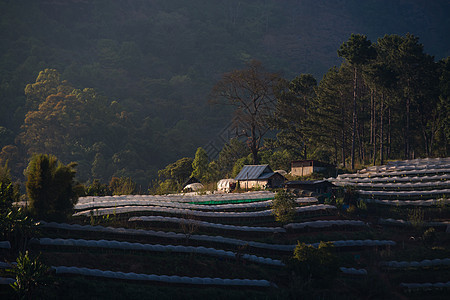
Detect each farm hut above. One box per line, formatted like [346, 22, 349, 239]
[235, 165, 285, 190]
[290, 160, 336, 177]
[217, 179, 237, 193]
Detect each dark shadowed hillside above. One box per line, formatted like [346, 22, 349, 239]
[0, 0, 448, 185]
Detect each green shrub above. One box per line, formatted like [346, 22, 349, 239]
[10, 251, 50, 299]
[422, 227, 436, 246]
[290, 241, 338, 282]
[271, 190, 296, 224]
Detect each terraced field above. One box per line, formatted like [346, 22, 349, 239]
[1, 158, 449, 299]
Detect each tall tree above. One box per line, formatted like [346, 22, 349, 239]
[338, 34, 376, 169]
[376, 34, 438, 159]
[309, 66, 353, 167]
[272, 74, 317, 158]
[191, 147, 209, 182]
[211, 60, 281, 164]
[26, 154, 79, 221]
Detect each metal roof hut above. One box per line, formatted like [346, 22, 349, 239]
[235, 165, 285, 190]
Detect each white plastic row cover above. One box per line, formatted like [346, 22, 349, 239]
[128, 216, 286, 233]
[328, 174, 450, 184]
[75, 197, 317, 211]
[358, 189, 450, 196]
[378, 218, 449, 227]
[34, 238, 284, 266]
[380, 258, 450, 268]
[77, 191, 275, 204]
[0, 241, 11, 249]
[38, 222, 395, 252]
[339, 267, 367, 275]
[52, 266, 274, 287]
[73, 204, 336, 217]
[400, 281, 450, 289]
[364, 198, 450, 206]
[388, 157, 450, 165]
[337, 168, 450, 179]
[333, 181, 449, 189]
[361, 162, 450, 173]
[284, 220, 366, 229]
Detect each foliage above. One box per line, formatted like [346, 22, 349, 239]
[407, 207, 424, 230]
[0, 162, 20, 211]
[25, 154, 79, 222]
[84, 179, 109, 196]
[422, 227, 436, 246]
[0, 207, 36, 252]
[191, 147, 209, 182]
[216, 139, 251, 178]
[9, 251, 50, 300]
[270, 74, 317, 158]
[271, 189, 296, 224]
[109, 177, 136, 195]
[291, 241, 338, 282]
[158, 157, 193, 186]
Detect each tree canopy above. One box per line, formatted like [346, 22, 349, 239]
[211, 60, 282, 164]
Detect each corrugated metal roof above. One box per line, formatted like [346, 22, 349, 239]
[235, 165, 273, 180]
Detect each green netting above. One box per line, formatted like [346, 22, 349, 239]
[188, 197, 274, 205]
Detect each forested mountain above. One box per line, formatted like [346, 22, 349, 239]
[0, 0, 449, 187]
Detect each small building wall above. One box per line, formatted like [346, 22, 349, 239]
[268, 173, 285, 188]
[291, 165, 314, 176]
[291, 160, 335, 177]
[238, 180, 268, 190]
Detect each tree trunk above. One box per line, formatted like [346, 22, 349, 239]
[341, 105, 346, 168]
[351, 66, 357, 170]
[380, 94, 384, 165]
[250, 125, 259, 164]
[334, 136, 338, 167]
[405, 96, 410, 159]
[372, 92, 377, 166]
[387, 107, 391, 159]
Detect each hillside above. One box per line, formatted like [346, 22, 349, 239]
[0, 0, 449, 185]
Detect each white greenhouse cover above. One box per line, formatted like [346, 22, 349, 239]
[73, 204, 336, 217]
[77, 191, 275, 205]
[217, 179, 237, 193]
[378, 218, 449, 228]
[0, 241, 11, 249]
[328, 174, 450, 184]
[339, 267, 367, 275]
[363, 198, 450, 206]
[183, 183, 204, 191]
[284, 220, 366, 230]
[38, 222, 395, 252]
[380, 258, 450, 269]
[358, 189, 450, 196]
[75, 197, 318, 211]
[400, 281, 450, 290]
[128, 216, 286, 233]
[33, 238, 284, 266]
[52, 266, 274, 287]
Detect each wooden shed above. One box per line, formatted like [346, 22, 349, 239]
[291, 160, 336, 177]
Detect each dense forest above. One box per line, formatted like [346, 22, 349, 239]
[0, 0, 449, 190]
